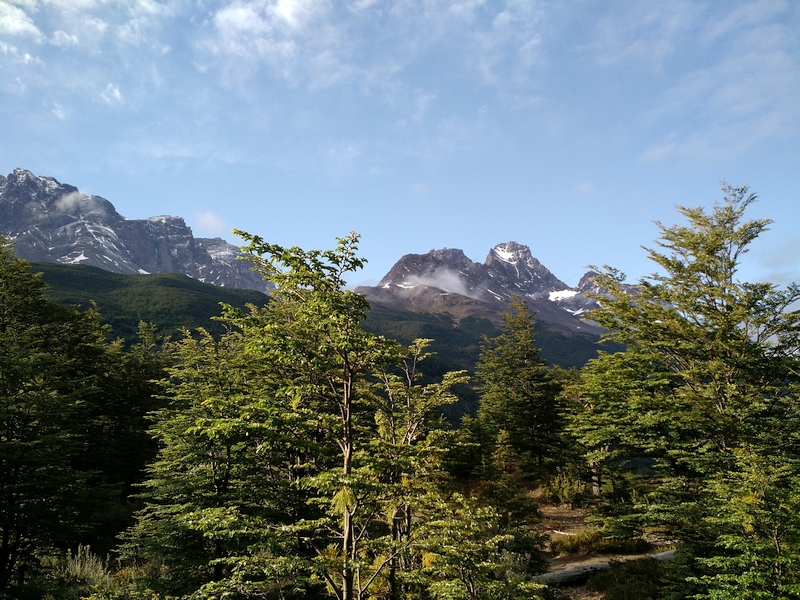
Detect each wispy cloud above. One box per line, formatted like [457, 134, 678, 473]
[100, 82, 123, 104]
[192, 210, 230, 236]
[574, 181, 592, 195]
[637, 3, 799, 162]
[405, 269, 481, 299]
[50, 29, 79, 45]
[756, 235, 800, 286]
[0, 1, 43, 39]
[588, 1, 702, 71]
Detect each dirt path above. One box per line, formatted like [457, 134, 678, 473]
[535, 501, 658, 599]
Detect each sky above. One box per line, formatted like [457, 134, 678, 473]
[1, 0, 799, 288]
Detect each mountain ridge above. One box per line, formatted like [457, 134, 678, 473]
[0, 168, 269, 292]
[358, 241, 606, 337]
[3, 167, 616, 339]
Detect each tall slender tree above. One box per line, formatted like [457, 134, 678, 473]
[475, 295, 563, 480]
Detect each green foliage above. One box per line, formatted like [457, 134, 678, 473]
[475, 295, 564, 480]
[586, 558, 667, 600]
[540, 471, 591, 508]
[550, 529, 652, 556]
[0, 240, 135, 595]
[121, 325, 310, 598]
[412, 493, 548, 600]
[690, 450, 800, 599]
[35, 261, 269, 343]
[568, 185, 800, 597]
[124, 233, 496, 600]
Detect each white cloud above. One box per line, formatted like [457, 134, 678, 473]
[324, 139, 362, 174]
[637, 4, 800, 162]
[81, 15, 108, 37]
[117, 16, 151, 45]
[51, 29, 78, 45]
[406, 269, 480, 299]
[0, 41, 41, 66]
[704, 0, 787, 42]
[0, 1, 43, 39]
[199, 0, 549, 100]
[273, 0, 322, 28]
[412, 90, 436, 121]
[130, 0, 174, 18]
[589, 1, 702, 71]
[41, 0, 106, 10]
[52, 101, 65, 119]
[410, 182, 427, 196]
[193, 210, 229, 236]
[55, 190, 85, 212]
[756, 235, 800, 286]
[100, 82, 123, 104]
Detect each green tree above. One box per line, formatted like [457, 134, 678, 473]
[233, 231, 403, 600]
[475, 295, 563, 480]
[122, 325, 314, 598]
[370, 339, 468, 600]
[570, 185, 800, 597]
[125, 233, 552, 599]
[0, 240, 119, 594]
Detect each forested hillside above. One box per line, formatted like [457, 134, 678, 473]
[2, 185, 799, 599]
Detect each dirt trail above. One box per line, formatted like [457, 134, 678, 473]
[535, 500, 657, 599]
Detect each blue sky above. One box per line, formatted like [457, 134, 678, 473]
[1, 0, 799, 288]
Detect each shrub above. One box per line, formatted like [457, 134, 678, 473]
[541, 472, 590, 507]
[551, 529, 652, 555]
[586, 558, 667, 600]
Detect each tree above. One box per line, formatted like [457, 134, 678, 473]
[0, 240, 119, 593]
[370, 339, 468, 600]
[121, 325, 315, 598]
[126, 233, 473, 600]
[570, 185, 800, 596]
[233, 231, 404, 600]
[475, 295, 563, 480]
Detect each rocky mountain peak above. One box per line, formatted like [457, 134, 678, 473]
[358, 242, 608, 335]
[576, 270, 600, 292]
[485, 241, 567, 293]
[486, 241, 531, 264]
[0, 169, 270, 293]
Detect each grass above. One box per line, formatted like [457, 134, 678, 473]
[551, 529, 653, 556]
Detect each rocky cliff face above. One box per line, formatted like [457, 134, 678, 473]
[0, 169, 269, 293]
[358, 242, 607, 335]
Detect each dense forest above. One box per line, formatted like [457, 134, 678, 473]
[2, 185, 800, 599]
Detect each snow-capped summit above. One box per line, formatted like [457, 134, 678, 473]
[360, 242, 604, 334]
[0, 169, 270, 292]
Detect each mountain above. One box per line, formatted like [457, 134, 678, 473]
[0, 168, 269, 292]
[357, 241, 606, 337]
[35, 261, 270, 343]
[35, 262, 606, 419]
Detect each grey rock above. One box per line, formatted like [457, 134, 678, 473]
[0, 168, 269, 293]
[358, 241, 605, 335]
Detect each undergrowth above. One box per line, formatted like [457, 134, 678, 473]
[551, 529, 652, 555]
[585, 558, 667, 600]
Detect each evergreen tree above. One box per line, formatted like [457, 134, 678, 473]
[570, 185, 800, 597]
[475, 295, 563, 480]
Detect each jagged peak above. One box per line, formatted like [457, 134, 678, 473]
[576, 270, 600, 291]
[488, 241, 532, 264]
[9, 168, 60, 186]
